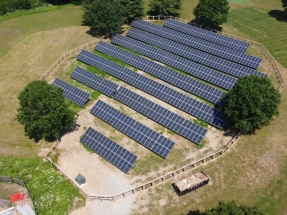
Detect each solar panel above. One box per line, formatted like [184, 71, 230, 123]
[126, 28, 267, 78]
[114, 87, 208, 144]
[70, 66, 118, 97]
[95, 41, 225, 105]
[52, 78, 89, 107]
[90, 100, 175, 158]
[163, 19, 250, 53]
[81, 127, 137, 173]
[111, 34, 237, 90]
[131, 20, 261, 69]
[77, 50, 225, 128]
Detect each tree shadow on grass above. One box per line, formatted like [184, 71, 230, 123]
[189, 18, 222, 32]
[187, 210, 202, 215]
[268, 10, 287, 22]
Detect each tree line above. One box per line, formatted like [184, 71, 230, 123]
[0, 0, 81, 15]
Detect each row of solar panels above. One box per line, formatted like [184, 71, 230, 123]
[77, 50, 225, 128]
[126, 28, 266, 78]
[131, 20, 261, 69]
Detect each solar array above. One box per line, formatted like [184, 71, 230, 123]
[70, 66, 118, 97]
[114, 87, 208, 144]
[77, 50, 225, 128]
[91, 100, 175, 158]
[81, 127, 137, 173]
[95, 41, 225, 104]
[127, 28, 267, 78]
[131, 20, 261, 69]
[112, 34, 237, 90]
[52, 78, 89, 107]
[163, 19, 250, 53]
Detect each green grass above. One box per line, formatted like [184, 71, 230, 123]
[0, 157, 85, 215]
[0, 5, 85, 58]
[228, 8, 287, 68]
[0, 5, 60, 22]
[82, 144, 94, 153]
[228, 0, 250, 4]
[194, 118, 209, 128]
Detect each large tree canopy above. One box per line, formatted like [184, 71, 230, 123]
[221, 75, 281, 135]
[148, 0, 182, 16]
[193, 0, 229, 29]
[189, 201, 266, 215]
[83, 0, 125, 36]
[121, 0, 144, 22]
[16, 80, 77, 142]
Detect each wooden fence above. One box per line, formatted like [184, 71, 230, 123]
[45, 131, 241, 201]
[41, 16, 284, 201]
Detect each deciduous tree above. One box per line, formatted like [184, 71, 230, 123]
[148, 0, 182, 16]
[221, 75, 281, 135]
[83, 0, 125, 36]
[121, 0, 144, 22]
[191, 201, 266, 215]
[16, 80, 77, 142]
[193, 0, 229, 29]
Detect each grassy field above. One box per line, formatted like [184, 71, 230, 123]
[0, 5, 94, 157]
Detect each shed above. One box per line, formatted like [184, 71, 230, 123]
[75, 174, 86, 185]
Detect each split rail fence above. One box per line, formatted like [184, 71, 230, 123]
[40, 16, 284, 201]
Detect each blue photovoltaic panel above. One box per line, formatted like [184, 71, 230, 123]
[52, 78, 89, 107]
[80, 127, 137, 173]
[90, 100, 175, 158]
[163, 19, 250, 53]
[127, 28, 267, 78]
[70, 66, 118, 97]
[95, 41, 225, 105]
[114, 87, 208, 144]
[131, 20, 261, 69]
[111, 34, 237, 90]
[77, 50, 225, 128]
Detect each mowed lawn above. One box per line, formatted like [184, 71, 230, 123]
[0, 5, 94, 157]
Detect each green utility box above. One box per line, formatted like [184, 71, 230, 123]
[75, 173, 86, 185]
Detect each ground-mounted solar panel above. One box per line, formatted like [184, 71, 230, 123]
[114, 87, 208, 144]
[127, 28, 267, 78]
[111, 34, 237, 90]
[52, 78, 89, 107]
[70, 66, 118, 97]
[77, 50, 225, 128]
[131, 20, 261, 69]
[80, 127, 137, 173]
[95, 41, 225, 105]
[163, 19, 250, 53]
[90, 100, 175, 158]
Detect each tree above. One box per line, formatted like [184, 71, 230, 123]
[82, 0, 125, 36]
[16, 80, 77, 142]
[148, 0, 182, 16]
[221, 75, 281, 135]
[282, 0, 287, 12]
[193, 0, 230, 29]
[189, 201, 266, 215]
[121, 0, 144, 22]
